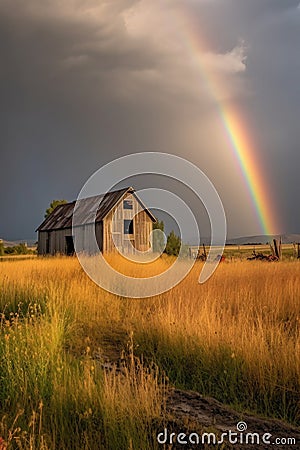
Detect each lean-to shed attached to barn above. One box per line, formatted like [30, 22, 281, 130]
[36, 187, 156, 255]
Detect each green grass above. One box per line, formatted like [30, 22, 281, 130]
[0, 290, 163, 449]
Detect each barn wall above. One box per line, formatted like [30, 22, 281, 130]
[103, 192, 153, 254]
[134, 211, 153, 252]
[74, 222, 103, 254]
[37, 228, 73, 255]
[38, 229, 68, 255]
[37, 231, 48, 255]
[51, 228, 72, 254]
[38, 222, 103, 255]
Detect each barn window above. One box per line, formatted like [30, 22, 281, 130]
[123, 199, 133, 210]
[124, 219, 134, 235]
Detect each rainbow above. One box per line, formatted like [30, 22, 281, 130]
[219, 107, 277, 235]
[179, 14, 279, 236]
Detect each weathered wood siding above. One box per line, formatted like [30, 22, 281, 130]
[38, 228, 73, 255]
[73, 223, 103, 254]
[38, 223, 103, 255]
[134, 210, 153, 252]
[103, 192, 153, 254]
[37, 231, 49, 255]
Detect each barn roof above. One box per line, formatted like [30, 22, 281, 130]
[36, 187, 156, 232]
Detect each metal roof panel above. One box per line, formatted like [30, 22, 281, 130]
[36, 187, 156, 231]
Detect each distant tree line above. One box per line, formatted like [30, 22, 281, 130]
[0, 243, 36, 256]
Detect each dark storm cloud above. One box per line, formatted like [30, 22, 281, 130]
[189, 0, 299, 45]
[0, 0, 299, 240]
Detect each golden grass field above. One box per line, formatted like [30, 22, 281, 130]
[0, 255, 299, 448]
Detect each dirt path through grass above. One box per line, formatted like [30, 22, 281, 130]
[95, 329, 299, 449]
[166, 388, 300, 448]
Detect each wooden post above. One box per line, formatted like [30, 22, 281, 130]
[279, 237, 282, 259]
[270, 241, 275, 257]
[273, 239, 280, 259]
[202, 243, 207, 260]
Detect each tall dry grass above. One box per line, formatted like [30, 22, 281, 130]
[0, 256, 299, 448]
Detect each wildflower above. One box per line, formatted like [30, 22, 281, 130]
[0, 437, 7, 450]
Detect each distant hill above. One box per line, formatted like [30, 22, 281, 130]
[226, 234, 300, 245]
[186, 234, 300, 246]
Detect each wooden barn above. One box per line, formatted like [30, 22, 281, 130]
[36, 187, 156, 255]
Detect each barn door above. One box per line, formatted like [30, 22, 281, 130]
[65, 236, 74, 256]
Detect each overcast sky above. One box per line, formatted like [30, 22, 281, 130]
[0, 0, 299, 241]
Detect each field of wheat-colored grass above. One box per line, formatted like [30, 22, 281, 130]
[0, 256, 299, 448]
